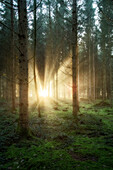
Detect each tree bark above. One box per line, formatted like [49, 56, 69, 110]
[72, 0, 79, 119]
[110, 56, 113, 107]
[18, 0, 29, 135]
[11, 0, 16, 112]
[56, 70, 58, 100]
[92, 39, 95, 100]
[33, 0, 41, 117]
[0, 76, 1, 98]
[88, 35, 92, 100]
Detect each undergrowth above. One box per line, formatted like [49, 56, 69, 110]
[0, 99, 113, 170]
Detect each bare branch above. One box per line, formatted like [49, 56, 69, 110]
[0, 20, 19, 35]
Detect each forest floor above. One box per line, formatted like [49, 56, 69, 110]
[0, 99, 113, 170]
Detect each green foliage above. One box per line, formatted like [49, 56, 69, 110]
[5, 143, 74, 170]
[0, 100, 113, 169]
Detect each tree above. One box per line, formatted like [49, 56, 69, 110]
[99, 0, 113, 101]
[72, 0, 79, 119]
[18, 0, 29, 136]
[0, 3, 12, 101]
[84, 0, 95, 100]
[10, 0, 16, 112]
[100, 1, 107, 100]
[33, 0, 41, 117]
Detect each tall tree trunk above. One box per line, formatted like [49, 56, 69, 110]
[11, 0, 16, 112]
[54, 4, 59, 101]
[102, 42, 106, 100]
[106, 68, 110, 99]
[78, 57, 80, 101]
[53, 75, 55, 98]
[1, 77, 4, 99]
[6, 55, 11, 101]
[110, 55, 113, 107]
[95, 38, 99, 99]
[92, 39, 95, 100]
[83, 56, 85, 98]
[18, 0, 29, 135]
[72, 0, 79, 119]
[88, 37, 92, 100]
[33, 0, 41, 117]
[56, 70, 58, 100]
[101, 0, 107, 100]
[0, 76, 1, 99]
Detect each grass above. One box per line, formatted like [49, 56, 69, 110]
[0, 99, 113, 169]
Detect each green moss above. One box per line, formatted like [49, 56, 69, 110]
[0, 99, 113, 169]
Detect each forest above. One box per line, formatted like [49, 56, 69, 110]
[0, 0, 113, 169]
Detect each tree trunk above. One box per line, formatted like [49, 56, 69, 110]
[56, 70, 58, 100]
[33, 0, 41, 117]
[101, 0, 107, 100]
[92, 39, 95, 100]
[11, 0, 16, 112]
[110, 56, 113, 107]
[18, 0, 29, 136]
[102, 43, 106, 100]
[95, 40, 99, 99]
[72, 0, 79, 119]
[88, 37, 92, 100]
[0, 76, 1, 99]
[53, 75, 55, 98]
[1, 77, 4, 99]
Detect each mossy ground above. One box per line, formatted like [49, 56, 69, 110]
[0, 99, 113, 170]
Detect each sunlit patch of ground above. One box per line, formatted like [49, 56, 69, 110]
[0, 99, 113, 169]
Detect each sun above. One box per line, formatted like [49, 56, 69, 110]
[39, 89, 48, 98]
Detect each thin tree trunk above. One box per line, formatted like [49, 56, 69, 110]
[6, 64, 10, 101]
[78, 57, 80, 101]
[0, 76, 1, 99]
[56, 70, 58, 100]
[92, 39, 95, 100]
[95, 40, 98, 99]
[102, 45, 106, 100]
[53, 75, 55, 97]
[88, 39, 92, 100]
[33, 0, 41, 117]
[110, 55, 113, 107]
[72, 0, 79, 119]
[2, 77, 4, 99]
[63, 84, 65, 99]
[101, 1, 106, 100]
[18, 0, 29, 136]
[83, 57, 85, 98]
[11, 0, 16, 112]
